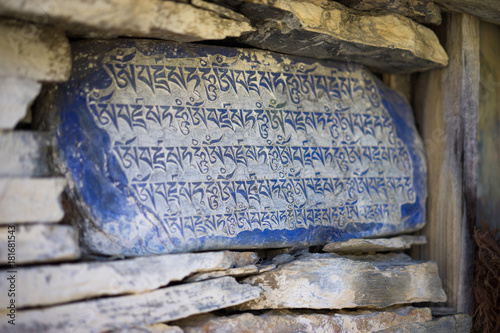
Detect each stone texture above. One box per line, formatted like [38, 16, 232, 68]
[2, 277, 261, 333]
[0, 131, 52, 177]
[0, 0, 252, 43]
[433, 0, 500, 26]
[323, 235, 427, 253]
[0, 178, 66, 224]
[2, 251, 258, 308]
[109, 324, 183, 333]
[0, 224, 80, 265]
[234, 252, 447, 310]
[0, 77, 41, 129]
[375, 314, 472, 333]
[41, 39, 427, 256]
[186, 265, 259, 282]
[177, 306, 432, 333]
[238, 0, 448, 73]
[0, 20, 70, 81]
[337, 0, 442, 25]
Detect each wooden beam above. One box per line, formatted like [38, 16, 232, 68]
[412, 12, 478, 313]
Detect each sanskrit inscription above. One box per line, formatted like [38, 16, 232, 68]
[47, 40, 426, 255]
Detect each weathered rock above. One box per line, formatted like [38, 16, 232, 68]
[177, 306, 432, 333]
[191, 0, 250, 23]
[2, 277, 261, 333]
[109, 324, 183, 333]
[0, 250, 257, 308]
[39, 39, 427, 256]
[186, 265, 259, 282]
[0, 224, 80, 265]
[234, 252, 447, 310]
[0, 0, 252, 42]
[0, 178, 65, 224]
[337, 0, 442, 25]
[323, 235, 427, 253]
[433, 0, 500, 26]
[0, 20, 70, 81]
[0, 77, 41, 128]
[0, 131, 52, 177]
[375, 314, 472, 333]
[238, 0, 448, 73]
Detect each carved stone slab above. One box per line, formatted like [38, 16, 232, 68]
[42, 39, 426, 255]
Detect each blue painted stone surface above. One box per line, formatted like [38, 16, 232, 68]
[48, 39, 426, 256]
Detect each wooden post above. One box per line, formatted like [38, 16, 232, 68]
[412, 12, 479, 313]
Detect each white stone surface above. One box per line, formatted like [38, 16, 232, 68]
[0, 250, 258, 307]
[0, 224, 80, 265]
[0, 77, 41, 129]
[0, 20, 70, 81]
[0, 131, 51, 176]
[235, 252, 447, 310]
[323, 235, 427, 253]
[0, 177, 66, 224]
[3, 277, 261, 333]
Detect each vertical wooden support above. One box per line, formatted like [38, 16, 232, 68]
[413, 13, 479, 313]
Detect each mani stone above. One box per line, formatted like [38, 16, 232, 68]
[3, 277, 261, 333]
[0, 20, 71, 82]
[323, 235, 427, 253]
[40, 39, 427, 256]
[233, 252, 447, 310]
[0, 178, 66, 224]
[0, 0, 252, 43]
[0, 224, 80, 265]
[0, 131, 52, 177]
[0, 77, 41, 129]
[2, 250, 257, 308]
[237, 0, 448, 73]
[177, 306, 432, 333]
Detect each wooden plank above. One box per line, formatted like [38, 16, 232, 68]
[0, 251, 258, 308]
[234, 252, 446, 310]
[0, 131, 51, 177]
[0, 224, 80, 265]
[412, 12, 478, 313]
[433, 0, 500, 26]
[477, 20, 500, 229]
[0, 178, 66, 224]
[1, 277, 261, 333]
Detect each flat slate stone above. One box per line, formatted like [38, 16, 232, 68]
[237, 0, 448, 73]
[0, 77, 41, 129]
[0, 224, 80, 265]
[0, 131, 52, 177]
[0, 178, 66, 224]
[40, 39, 426, 256]
[185, 264, 259, 282]
[2, 277, 261, 333]
[1, 250, 257, 308]
[234, 252, 446, 310]
[177, 306, 432, 333]
[110, 324, 183, 333]
[323, 235, 427, 253]
[375, 314, 472, 333]
[0, 20, 70, 81]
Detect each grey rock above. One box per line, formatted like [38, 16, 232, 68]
[323, 235, 427, 254]
[234, 252, 447, 310]
[3, 277, 261, 333]
[0, 131, 52, 177]
[374, 313, 472, 333]
[238, 0, 448, 73]
[0, 77, 41, 129]
[1, 250, 257, 308]
[0, 224, 80, 265]
[186, 264, 259, 282]
[0, 177, 66, 224]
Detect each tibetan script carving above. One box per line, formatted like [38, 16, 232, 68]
[45, 40, 426, 255]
